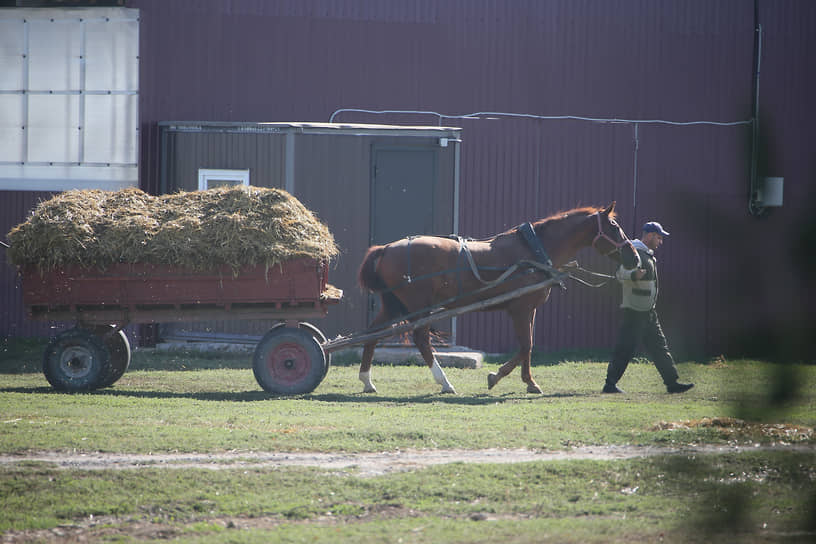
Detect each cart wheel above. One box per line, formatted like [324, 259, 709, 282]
[92, 325, 131, 388]
[253, 327, 326, 395]
[42, 328, 111, 392]
[269, 322, 330, 379]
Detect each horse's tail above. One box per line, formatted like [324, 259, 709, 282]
[358, 244, 410, 320]
[358, 245, 388, 292]
[357, 246, 408, 319]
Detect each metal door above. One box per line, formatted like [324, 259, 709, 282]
[369, 147, 451, 341]
[371, 148, 436, 245]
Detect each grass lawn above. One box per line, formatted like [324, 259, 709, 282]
[1, 340, 814, 542]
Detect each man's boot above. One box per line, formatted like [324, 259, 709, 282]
[602, 382, 625, 394]
[667, 382, 694, 394]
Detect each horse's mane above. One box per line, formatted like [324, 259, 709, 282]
[489, 205, 613, 239]
[537, 205, 613, 225]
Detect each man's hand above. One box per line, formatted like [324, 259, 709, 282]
[634, 269, 646, 280]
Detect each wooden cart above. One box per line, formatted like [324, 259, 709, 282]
[20, 258, 341, 395]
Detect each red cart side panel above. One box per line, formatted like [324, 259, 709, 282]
[21, 258, 327, 308]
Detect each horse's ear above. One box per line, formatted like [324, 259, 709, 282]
[603, 201, 616, 215]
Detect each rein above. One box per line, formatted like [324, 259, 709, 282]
[559, 261, 616, 288]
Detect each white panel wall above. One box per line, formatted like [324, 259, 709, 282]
[0, 7, 139, 191]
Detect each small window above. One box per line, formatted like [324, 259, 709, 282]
[197, 169, 250, 190]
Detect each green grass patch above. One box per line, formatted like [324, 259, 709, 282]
[1, 344, 814, 541]
[1, 355, 814, 454]
[1, 452, 814, 541]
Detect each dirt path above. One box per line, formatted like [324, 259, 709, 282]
[3, 444, 812, 477]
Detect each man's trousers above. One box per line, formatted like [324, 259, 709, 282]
[605, 308, 679, 387]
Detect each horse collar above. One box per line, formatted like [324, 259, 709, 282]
[517, 222, 552, 267]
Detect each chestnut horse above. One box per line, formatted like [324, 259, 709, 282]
[356, 202, 635, 394]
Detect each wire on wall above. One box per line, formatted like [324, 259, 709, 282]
[330, 108, 751, 128]
[329, 108, 753, 233]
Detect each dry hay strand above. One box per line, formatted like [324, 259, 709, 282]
[651, 417, 814, 442]
[6, 185, 338, 274]
[321, 284, 343, 301]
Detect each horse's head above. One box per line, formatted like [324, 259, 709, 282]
[591, 202, 639, 266]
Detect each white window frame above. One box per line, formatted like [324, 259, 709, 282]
[197, 169, 250, 190]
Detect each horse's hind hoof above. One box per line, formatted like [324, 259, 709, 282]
[487, 372, 500, 390]
[362, 385, 377, 393]
[527, 383, 543, 394]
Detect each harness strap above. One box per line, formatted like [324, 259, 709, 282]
[402, 237, 414, 283]
[458, 236, 550, 288]
[517, 222, 552, 267]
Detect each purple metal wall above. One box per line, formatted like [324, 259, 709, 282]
[1, 191, 61, 338]
[5, 0, 815, 359]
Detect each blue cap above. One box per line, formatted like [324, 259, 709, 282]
[642, 221, 670, 236]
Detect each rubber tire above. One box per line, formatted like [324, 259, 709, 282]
[92, 325, 131, 388]
[268, 322, 330, 379]
[253, 327, 326, 395]
[42, 328, 112, 392]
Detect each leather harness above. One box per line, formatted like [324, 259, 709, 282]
[398, 222, 554, 292]
[516, 222, 552, 267]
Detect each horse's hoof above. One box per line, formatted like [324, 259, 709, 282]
[527, 383, 543, 394]
[441, 386, 457, 394]
[487, 372, 500, 390]
[363, 385, 377, 393]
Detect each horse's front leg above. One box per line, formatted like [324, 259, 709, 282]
[414, 325, 456, 393]
[488, 307, 541, 393]
[518, 308, 542, 393]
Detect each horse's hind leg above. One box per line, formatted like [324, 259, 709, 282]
[414, 325, 456, 394]
[358, 341, 378, 393]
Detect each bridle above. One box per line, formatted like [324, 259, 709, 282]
[591, 212, 630, 256]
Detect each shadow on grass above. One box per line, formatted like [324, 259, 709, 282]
[519, 348, 611, 367]
[0, 385, 579, 405]
[0, 339, 256, 373]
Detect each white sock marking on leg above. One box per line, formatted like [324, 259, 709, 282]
[431, 359, 456, 393]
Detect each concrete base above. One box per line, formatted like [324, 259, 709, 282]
[335, 345, 484, 369]
[155, 341, 253, 353]
[155, 341, 484, 369]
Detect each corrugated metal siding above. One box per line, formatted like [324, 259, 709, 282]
[454, 118, 637, 353]
[162, 130, 287, 192]
[4, 0, 815, 359]
[1, 191, 66, 338]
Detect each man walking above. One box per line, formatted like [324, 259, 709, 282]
[603, 221, 694, 394]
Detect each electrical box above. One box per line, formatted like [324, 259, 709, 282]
[757, 177, 784, 207]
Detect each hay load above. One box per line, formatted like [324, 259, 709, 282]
[6, 186, 339, 273]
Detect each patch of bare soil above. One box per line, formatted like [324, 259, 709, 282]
[651, 417, 814, 442]
[1, 443, 814, 477]
[3, 442, 815, 543]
